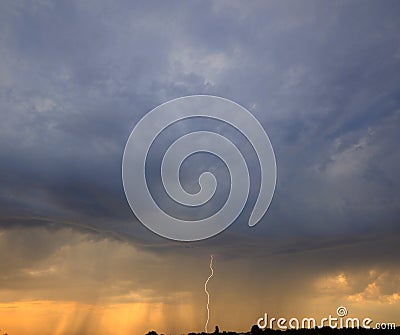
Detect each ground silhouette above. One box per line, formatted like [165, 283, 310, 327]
[145, 325, 399, 335]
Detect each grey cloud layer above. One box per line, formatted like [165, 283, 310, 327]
[0, 0, 399, 258]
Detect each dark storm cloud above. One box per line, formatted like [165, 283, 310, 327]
[0, 0, 399, 263]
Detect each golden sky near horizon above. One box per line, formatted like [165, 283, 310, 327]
[0, 227, 399, 335]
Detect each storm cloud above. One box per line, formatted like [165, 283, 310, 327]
[0, 1, 399, 334]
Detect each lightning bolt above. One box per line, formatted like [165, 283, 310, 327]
[204, 254, 214, 333]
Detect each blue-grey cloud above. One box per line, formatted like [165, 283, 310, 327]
[0, 0, 399, 261]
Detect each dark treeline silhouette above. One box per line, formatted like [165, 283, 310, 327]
[145, 325, 400, 335]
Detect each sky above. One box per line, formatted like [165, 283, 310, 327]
[0, 0, 400, 334]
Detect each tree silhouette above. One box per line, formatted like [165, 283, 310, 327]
[250, 324, 263, 335]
